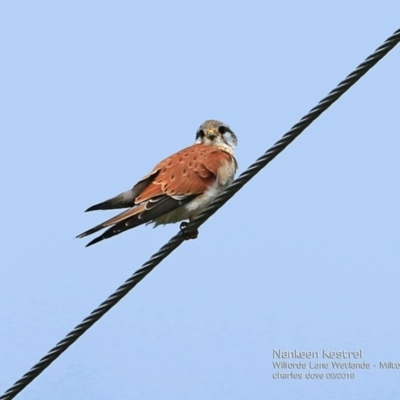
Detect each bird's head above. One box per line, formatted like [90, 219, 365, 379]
[195, 120, 237, 153]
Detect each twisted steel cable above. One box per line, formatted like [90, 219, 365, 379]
[1, 27, 399, 400]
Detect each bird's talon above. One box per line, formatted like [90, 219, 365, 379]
[180, 222, 198, 240]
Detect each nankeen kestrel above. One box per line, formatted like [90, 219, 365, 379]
[77, 120, 238, 247]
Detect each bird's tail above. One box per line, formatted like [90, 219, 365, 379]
[76, 204, 146, 241]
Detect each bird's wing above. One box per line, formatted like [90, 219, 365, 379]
[84, 171, 158, 212]
[77, 144, 234, 246]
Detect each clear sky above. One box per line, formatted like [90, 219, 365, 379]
[1, 2, 400, 399]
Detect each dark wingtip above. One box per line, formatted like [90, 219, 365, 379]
[85, 235, 104, 247]
[85, 204, 100, 212]
[85, 199, 112, 212]
[76, 229, 104, 247]
[84, 197, 124, 212]
[76, 225, 103, 240]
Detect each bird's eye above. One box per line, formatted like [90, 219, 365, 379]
[218, 126, 228, 134]
[196, 129, 205, 139]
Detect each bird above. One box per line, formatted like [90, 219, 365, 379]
[77, 119, 238, 247]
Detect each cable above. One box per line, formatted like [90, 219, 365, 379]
[1, 27, 399, 400]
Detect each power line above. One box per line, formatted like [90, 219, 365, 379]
[1, 27, 399, 400]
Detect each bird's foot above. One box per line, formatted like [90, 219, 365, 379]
[180, 221, 198, 240]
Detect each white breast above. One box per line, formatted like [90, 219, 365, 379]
[151, 158, 236, 226]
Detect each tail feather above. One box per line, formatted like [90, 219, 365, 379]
[76, 205, 146, 239]
[78, 194, 195, 247]
[85, 215, 145, 247]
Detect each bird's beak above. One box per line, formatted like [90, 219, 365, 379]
[205, 129, 217, 141]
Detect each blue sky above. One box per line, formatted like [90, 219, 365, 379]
[1, 2, 400, 399]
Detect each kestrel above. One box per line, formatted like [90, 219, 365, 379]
[77, 120, 238, 247]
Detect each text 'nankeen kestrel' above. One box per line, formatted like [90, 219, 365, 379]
[77, 120, 238, 246]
